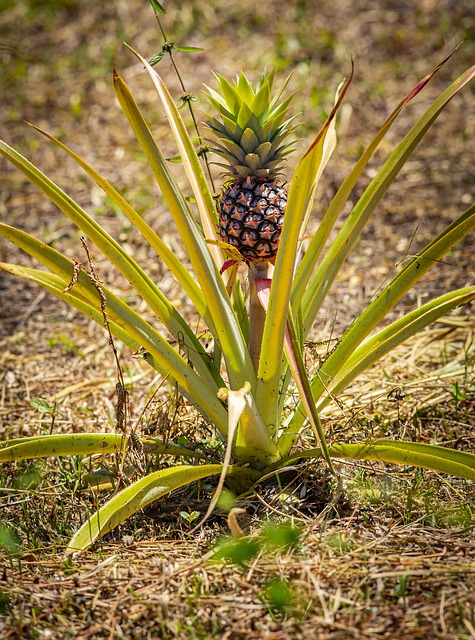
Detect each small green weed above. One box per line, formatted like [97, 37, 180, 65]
[180, 509, 200, 524]
[211, 521, 303, 566]
[0, 525, 21, 554]
[265, 577, 294, 616]
[325, 532, 354, 554]
[46, 333, 83, 356]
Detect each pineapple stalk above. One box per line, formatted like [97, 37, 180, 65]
[248, 261, 270, 372]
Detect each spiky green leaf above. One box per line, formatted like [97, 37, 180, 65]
[66, 465, 224, 554]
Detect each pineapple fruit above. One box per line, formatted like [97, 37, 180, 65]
[204, 70, 296, 262]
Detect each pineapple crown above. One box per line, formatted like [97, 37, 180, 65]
[203, 69, 298, 180]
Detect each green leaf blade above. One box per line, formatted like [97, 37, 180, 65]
[0, 433, 212, 462]
[317, 287, 475, 410]
[301, 64, 475, 337]
[291, 52, 466, 310]
[310, 204, 475, 404]
[332, 440, 475, 481]
[66, 464, 224, 554]
[0, 434, 125, 462]
[149, 0, 166, 14]
[175, 45, 203, 53]
[268, 440, 475, 482]
[115, 60, 256, 391]
[0, 223, 223, 394]
[0, 141, 215, 385]
[27, 123, 207, 320]
[0, 261, 230, 435]
[255, 71, 352, 428]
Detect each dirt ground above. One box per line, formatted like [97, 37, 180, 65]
[0, 0, 474, 638]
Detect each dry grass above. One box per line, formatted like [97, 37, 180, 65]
[1, 301, 473, 639]
[3, 523, 475, 639]
[2, 426, 475, 639]
[1, 0, 475, 637]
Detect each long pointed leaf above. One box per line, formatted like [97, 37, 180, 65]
[115, 57, 256, 391]
[27, 123, 207, 319]
[255, 278, 335, 470]
[255, 71, 353, 427]
[265, 440, 475, 481]
[291, 51, 463, 310]
[335, 441, 475, 480]
[284, 204, 474, 442]
[0, 262, 230, 434]
[0, 434, 210, 462]
[66, 462, 263, 554]
[0, 142, 217, 384]
[122, 51, 218, 252]
[317, 287, 475, 411]
[66, 464, 224, 554]
[112, 72, 221, 321]
[301, 63, 475, 336]
[310, 204, 475, 404]
[0, 223, 223, 392]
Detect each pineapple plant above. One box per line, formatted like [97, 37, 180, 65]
[0, 42, 474, 554]
[204, 70, 296, 261]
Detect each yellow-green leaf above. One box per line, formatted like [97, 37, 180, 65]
[66, 464, 224, 554]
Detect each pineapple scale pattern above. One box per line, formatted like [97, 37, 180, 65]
[218, 178, 287, 260]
